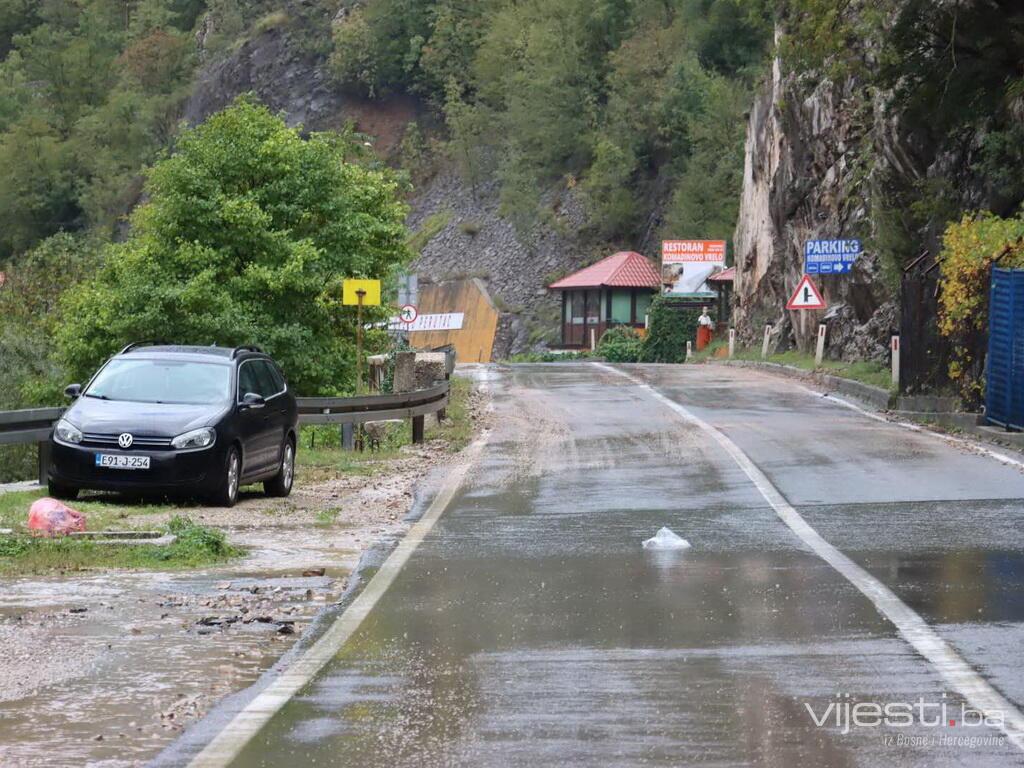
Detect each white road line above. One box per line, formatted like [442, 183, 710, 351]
[595, 362, 1024, 752]
[187, 433, 490, 768]
[794, 384, 1024, 471]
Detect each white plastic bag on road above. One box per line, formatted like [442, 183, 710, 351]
[642, 527, 691, 550]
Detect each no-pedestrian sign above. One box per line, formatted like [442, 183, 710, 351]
[399, 304, 418, 324]
[805, 239, 861, 274]
[786, 275, 826, 311]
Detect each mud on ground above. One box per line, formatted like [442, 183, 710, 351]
[0, 380, 492, 768]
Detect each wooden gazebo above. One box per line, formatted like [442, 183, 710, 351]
[548, 251, 661, 348]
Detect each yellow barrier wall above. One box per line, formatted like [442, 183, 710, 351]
[408, 278, 500, 363]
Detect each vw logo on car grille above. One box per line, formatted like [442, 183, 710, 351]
[118, 433, 134, 449]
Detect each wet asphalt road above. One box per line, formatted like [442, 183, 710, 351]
[200, 363, 1024, 767]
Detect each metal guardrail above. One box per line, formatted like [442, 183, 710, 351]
[0, 382, 450, 486]
[0, 408, 64, 447]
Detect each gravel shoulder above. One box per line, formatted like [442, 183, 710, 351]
[0, 378, 491, 768]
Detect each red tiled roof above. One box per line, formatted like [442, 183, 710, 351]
[548, 251, 661, 290]
[708, 266, 735, 282]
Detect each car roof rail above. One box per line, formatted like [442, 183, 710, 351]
[119, 340, 172, 354]
[232, 345, 263, 358]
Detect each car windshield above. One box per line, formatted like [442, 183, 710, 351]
[85, 358, 231, 405]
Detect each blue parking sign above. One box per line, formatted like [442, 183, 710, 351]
[805, 239, 862, 275]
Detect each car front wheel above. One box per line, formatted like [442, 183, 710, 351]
[210, 446, 241, 507]
[264, 439, 295, 498]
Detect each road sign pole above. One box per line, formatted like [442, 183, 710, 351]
[815, 323, 827, 366]
[356, 291, 365, 395]
[728, 328, 735, 358]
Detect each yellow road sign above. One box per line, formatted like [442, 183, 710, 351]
[342, 279, 381, 306]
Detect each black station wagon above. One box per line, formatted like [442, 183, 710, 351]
[49, 343, 299, 507]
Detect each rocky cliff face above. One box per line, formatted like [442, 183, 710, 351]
[731, 54, 897, 362]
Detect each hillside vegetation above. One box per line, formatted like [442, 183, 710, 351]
[332, 0, 772, 245]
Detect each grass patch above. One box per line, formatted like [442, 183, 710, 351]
[0, 489, 187, 532]
[296, 375, 475, 476]
[427, 377, 473, 450]
[507, 350, 594, 362]
[407, 209, 453, 254]
[0, 515, 241, 575]
[724, 348, 893, 390]
[315, 508, 340, 526]
[686, 339, 729, 363]
[254, 10, 289, 34]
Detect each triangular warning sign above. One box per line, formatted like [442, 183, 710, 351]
[786, 275, 826, 310]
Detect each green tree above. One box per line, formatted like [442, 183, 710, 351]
[57, 98, 410, 395]
[581, 138, 637, 237]
[661, 74, 749, 243]
[0, 233, 102, 408]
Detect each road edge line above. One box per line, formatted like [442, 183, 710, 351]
[594, 362, 1024, 752]
[185, 433, 490, 767]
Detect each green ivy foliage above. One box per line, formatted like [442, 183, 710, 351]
[57, 98, 410, 395]
[639, 296, 699, 364]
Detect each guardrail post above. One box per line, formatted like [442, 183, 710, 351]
[815, 323, 827, 366]
[412, 415, 425, 444]
[728, 328, 735, 358]
[761, 324, 772, 359]
[37, 440, 51, 487]
[341, 423, 354, 451]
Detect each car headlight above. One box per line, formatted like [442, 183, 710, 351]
[171, 427, 216, 450]
[54, 419, 83, 445]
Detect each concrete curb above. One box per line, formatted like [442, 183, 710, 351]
[0, 480, 42, 496]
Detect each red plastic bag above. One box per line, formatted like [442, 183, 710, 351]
[27, 497, 86, 537]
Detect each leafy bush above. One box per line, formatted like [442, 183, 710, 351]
[937, 212, 1024, 404]
[56, 98, 410, 396]
[639, 296, 699, 364]
[597, 326, 643, 363]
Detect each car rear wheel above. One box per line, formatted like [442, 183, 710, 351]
[210, 446, 241, 507]
[264, 438, 295, 498]
[48, 480, 79, 501]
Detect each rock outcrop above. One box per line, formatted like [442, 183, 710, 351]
[185, 27, 343, 131]
[731, 53, 896, 361]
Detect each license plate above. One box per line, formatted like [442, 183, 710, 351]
[95, 454, 150, 470]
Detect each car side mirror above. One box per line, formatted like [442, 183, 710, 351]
[64, 383, 82, 399]
[240, 392, 265, 409]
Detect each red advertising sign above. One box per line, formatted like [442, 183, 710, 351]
[661, 240, 728, 294]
